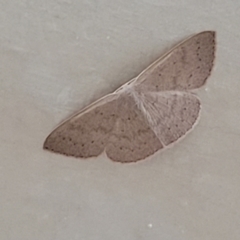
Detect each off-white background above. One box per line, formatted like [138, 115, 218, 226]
[1, 1, 240, 240]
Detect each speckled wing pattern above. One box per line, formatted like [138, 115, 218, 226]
[132, 91, 201, 146]
[44, 94, 163, 162]
[44, 95, 118, 158]
[105, 95, 163, 162]
[43, 31, 216, 162]
[136, 31, 215, 91]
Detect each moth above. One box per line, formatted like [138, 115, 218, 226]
[43, 31, 216, 163]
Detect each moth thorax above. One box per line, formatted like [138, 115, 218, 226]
[114, 78, 136, 94]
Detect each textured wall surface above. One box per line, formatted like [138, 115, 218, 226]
[1, 0, 240, 239]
